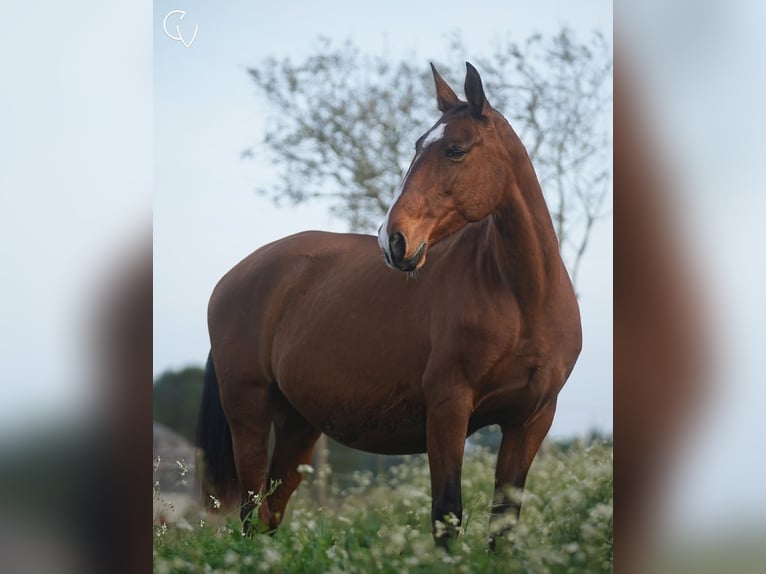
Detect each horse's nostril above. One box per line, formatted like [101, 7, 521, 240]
[389, 231, 407, 262]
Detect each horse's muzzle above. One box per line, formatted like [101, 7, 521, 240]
[387, 231, 426, 272]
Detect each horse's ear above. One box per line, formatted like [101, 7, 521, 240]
[464, 62, 490, 118]
[430, 63, 460, 112]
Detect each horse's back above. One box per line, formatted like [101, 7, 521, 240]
[210, 230, 375, 304]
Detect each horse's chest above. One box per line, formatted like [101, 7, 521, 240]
[444, 302, 526, 377]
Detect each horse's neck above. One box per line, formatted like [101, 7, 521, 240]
[489, 128, 561, 311]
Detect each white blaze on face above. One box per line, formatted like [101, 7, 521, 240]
[378, 122, 447, 260]
[421, 121, 446, 148]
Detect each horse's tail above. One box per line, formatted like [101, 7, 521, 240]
[195, 352, 239, 511]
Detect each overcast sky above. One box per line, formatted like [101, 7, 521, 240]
[153, 0, 614, 439]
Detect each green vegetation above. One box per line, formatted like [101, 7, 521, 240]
[153, 366, 205, 443]
[153, 439, 612, 573]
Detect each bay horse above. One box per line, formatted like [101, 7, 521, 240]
[196, 62, 581, 549]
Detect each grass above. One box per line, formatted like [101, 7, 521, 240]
[153, 439, 612, 573]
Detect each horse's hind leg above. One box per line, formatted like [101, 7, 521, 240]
[219, 376, 274, 533]
[263, 386, 321, 530]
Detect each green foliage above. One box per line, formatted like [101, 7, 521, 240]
[153, 366, 205, 443]
[154, 439, 612, 573]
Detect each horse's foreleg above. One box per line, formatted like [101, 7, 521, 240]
[488, 399, 557, 551]
[220, 379, 273, 535]
[425, 390, 472, 549]
[264, 393, 321, 530]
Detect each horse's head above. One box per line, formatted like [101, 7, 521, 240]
[378, 62, 509, 272]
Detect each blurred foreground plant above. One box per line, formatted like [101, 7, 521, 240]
[154, 438, 612, 573]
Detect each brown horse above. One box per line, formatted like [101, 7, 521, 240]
[196, 63, 581, 549]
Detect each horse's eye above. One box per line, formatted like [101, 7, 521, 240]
[446, 146, 466, 160]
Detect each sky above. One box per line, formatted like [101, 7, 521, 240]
[0, 2, 153, 439]
[153, 0, 614, 439]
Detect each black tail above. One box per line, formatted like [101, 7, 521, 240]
[195, 352, 239, 510]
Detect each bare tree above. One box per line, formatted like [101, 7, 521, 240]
[246, 29, 611, 287]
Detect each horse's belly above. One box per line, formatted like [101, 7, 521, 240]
[278, 373, 428, 455]
[327, 422, 428, 455]
[273, 300, 431, 454]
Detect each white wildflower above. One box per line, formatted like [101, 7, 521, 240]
[297, 464, 314, 474]
[326, 544, 349, 564]
[259, 547, 282, 570]
[564, 542, 580, 553]
[433, 520, 447, 539]
[224, 550, 238, 565]
[175, 459, 189, 477]
[209, 495, 222, 509]
[247, 490, 263, 504]
[405, 555, 420, 567]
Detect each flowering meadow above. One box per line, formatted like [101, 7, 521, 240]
[153, 438, 612, 573]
